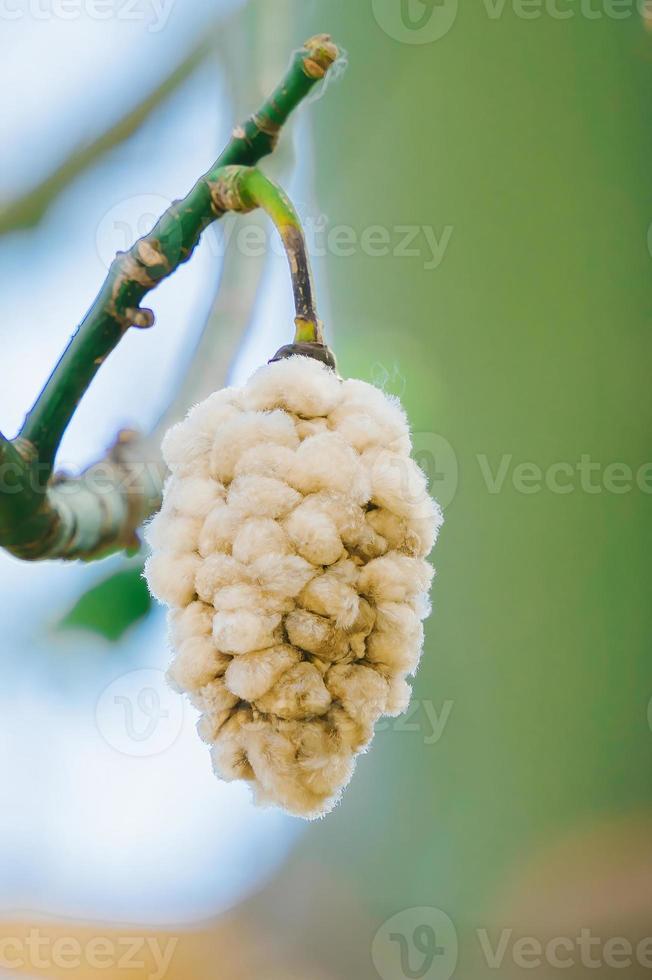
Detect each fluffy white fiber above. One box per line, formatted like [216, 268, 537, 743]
[144, 355, 442, 819]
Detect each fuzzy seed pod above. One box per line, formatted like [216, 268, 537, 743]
[145, 355, 442, 819]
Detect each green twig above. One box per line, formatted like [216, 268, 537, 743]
[209, 165, 323, 344]
[20, 33, 338, 473]
[0, 34, 340, 562]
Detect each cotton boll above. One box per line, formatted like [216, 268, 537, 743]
[299, 492, 383, 560]
[241, 355, 342, 417]
[328, 705, 374, 753]
[285, 609, 352, 663]
[145, 510, 200, 555]
[366, 500, 443, 558]
[146, 355, 441, 819]
[326, 556, 360, 587]
[210, 410, 298, 484]
[247, 717, 350, 818]
[339, 378, 410, 448]
[210, 708, 255, 781]
[233, 443, 297, 481]
[243, 722, 337, 818]
[384, 674, 412, 716]
[409, 502, 444, 556]
[375, 600, 422, 637]
[298, 573, 372, 646]
[347, 596, 376, 640]
[341, 517, 387, 562]
[143, 509, 170, 550]
[410, 589, 433, 621]
[163, 395, 239, 472]
[213, 583, 262, 611]
[365, 448, 432, 520]
[284, 501, 344, 566]
[144, 551, 198, 607]
[246, 734, 300, 811]
[225, 644, 299, 701]
[161, 419, 205, 472]
[366, 507, 434, 560]
[255, 662, 332, 720]
[195, 554, 245, 603]
[368, 601, 424, 674]
[327, 663, 388, 725]
[295, 418, 329, 440]
[287, 432, 370, 504]
[165, 475, 224, 519]
[366, 508, 410, 552]
[249, 553, 317, 600]
[329, 409, 387, 453]
[231, 518, 291, 563]
[164, 516, 202, 555]
[198, 501, 236, 557]
[365, 631, 422, 675]
[299, 568, 360, 629]
[291, 718, 354, 804]
[196, 677, 240, 742]
[213, 608, 281, 656]
[283, 608, 330, 655]
[359, 553, 433, 603]
[186, 387, 239, 432]
[168, 601, 213, 647]
[167, 636, 231, 693]
[227, 474, 301, 520]
[215, 583, 289, 619]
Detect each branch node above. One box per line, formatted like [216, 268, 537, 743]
[113, 251, 156, 289]
[249, 112, 281, 148]
[125, 307, 155, 329]
[136, 239, 170, 273]
[302, 34, 339, 79]
[207, 165, 257, 216]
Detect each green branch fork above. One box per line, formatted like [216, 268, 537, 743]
[0, 34, 340, 563]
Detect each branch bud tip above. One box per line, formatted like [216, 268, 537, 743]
[302, 34, 339, 79]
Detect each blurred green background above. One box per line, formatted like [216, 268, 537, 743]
[1, 1, 651, 977]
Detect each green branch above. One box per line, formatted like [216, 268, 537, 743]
[0, 34, 341, 562]
[210, 165, 323, 344]
[0, 431, 161, 561]
[20, 33, 338, 472]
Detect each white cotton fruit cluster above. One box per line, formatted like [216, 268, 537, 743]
[144, 354, 442, 819]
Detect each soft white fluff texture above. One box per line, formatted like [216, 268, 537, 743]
[145, 355, 442, 819]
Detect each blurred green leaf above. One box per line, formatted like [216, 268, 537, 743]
[56, 564, 151, 642]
